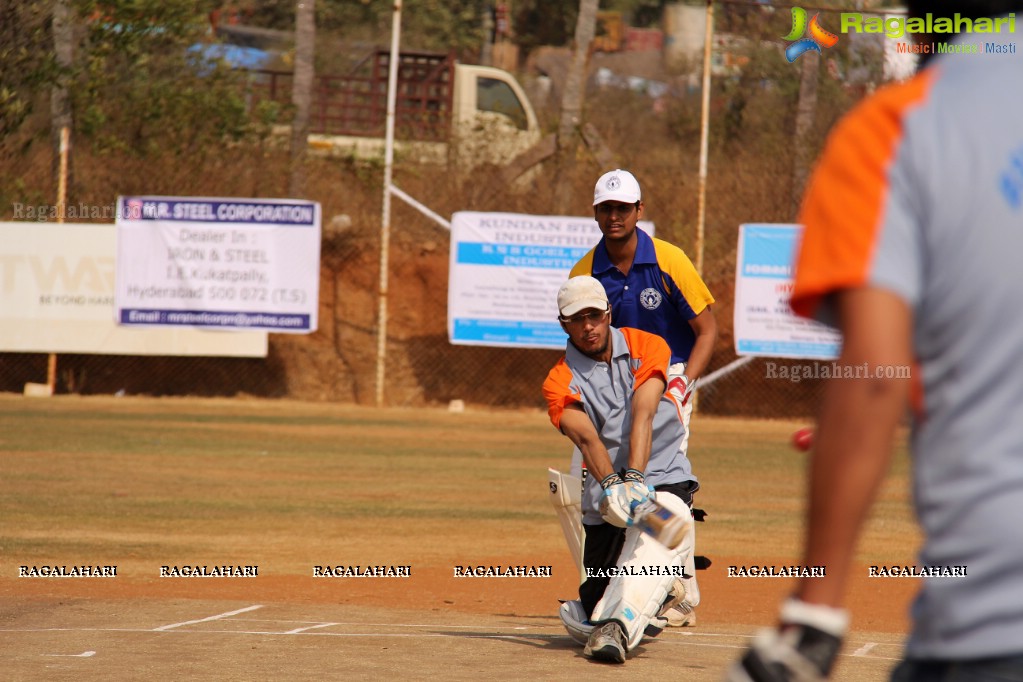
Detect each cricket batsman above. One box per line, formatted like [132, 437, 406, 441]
[543, 275, 698, 663]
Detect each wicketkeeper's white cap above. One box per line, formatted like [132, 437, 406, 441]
[558, 276, 609, 317]
[593, 169, 641, 206]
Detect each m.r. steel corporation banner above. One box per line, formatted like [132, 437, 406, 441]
[115, 197, 320, 333]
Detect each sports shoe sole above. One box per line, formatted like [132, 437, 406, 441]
[586, 640, 626, 664]
[584, 623, 627, 664]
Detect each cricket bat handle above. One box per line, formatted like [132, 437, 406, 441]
[634, 500, 688, 549]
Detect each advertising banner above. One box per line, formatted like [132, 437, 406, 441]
[115, 197, 320, 333]
[0, 222, 267, 355]
[734, 223, 840, 359]
[448, 211, 654, 348]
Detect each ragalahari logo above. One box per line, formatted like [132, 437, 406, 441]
[783, 7, 839, 62]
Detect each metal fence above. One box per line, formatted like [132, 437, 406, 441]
[2, 2, 912, 417]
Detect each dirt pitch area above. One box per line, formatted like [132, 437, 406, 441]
[0, 395, 921, 680]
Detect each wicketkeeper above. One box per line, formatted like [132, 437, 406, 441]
[543, 276, 699, 663]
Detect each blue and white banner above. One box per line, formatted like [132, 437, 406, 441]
[734, 224, 840, 359]
[115, 196, 320, 333]
[448, 211, 653, 348]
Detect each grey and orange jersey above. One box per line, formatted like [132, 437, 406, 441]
[543, 326, 696, 524]
[791, 38, 1023, 659]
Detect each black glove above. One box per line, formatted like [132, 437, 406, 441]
[725, 598, 849, 681]
[599, 472, 623, 490]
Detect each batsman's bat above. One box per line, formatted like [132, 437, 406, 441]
[633, 499, 689, 550]
[547, 468, 585, 584]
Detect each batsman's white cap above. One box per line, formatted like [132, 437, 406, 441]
[593, 169, 641, 206]
[558, 276, 609, 317]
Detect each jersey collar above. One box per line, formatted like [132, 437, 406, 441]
[592, 229, 658, 275]
[565, 327, 629, 375]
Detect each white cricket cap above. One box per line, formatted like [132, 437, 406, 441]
[558, 276, 609, 317]
[593, 169, 641, 206]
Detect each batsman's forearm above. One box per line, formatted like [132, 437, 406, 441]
[578, 439, 616, 482]
[559, 407, 616, 481]
[627, 378, 663, 472]
[627, 418, 653, 473]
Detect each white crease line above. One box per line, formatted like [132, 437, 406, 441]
[665, 631, 755, 639]
[283, 622, 340, 635]
[42, 651, 96, 658]
[655, 639, 900, 660]
[233, 619, 329, 625]
[0, 622, 905, 660]
[152, 605, 264, 631]
[233, 620, 556, 630]
[852, 642, 878, 657]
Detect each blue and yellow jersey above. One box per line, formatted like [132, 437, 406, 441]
[571, 230, 715, 364]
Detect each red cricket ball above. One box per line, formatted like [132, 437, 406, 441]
[792, 427, 814, 452]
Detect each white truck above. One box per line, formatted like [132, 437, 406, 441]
[255, 50, 541, 169]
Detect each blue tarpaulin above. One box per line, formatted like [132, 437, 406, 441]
[187, 43, 272, 70]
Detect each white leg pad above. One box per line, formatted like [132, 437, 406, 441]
[558, 599, 594, 645]
[682, 514, 700, 608]
[547, 468, 585, 584]
[590, 492, 695, 650]
[667, 362, 694, 456]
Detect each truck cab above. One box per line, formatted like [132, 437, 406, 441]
[451, 63, 541, 168]
[254, 50, 541, 171]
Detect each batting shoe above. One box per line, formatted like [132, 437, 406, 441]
[665, 599, 697, 627]
[584, 622, 628, 663]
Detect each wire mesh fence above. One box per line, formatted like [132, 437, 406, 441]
[2, 1, 912, 416]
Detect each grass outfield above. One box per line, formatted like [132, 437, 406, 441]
[0, 394, 920, 679]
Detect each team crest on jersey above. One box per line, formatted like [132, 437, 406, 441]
[639, 288, 663, 310]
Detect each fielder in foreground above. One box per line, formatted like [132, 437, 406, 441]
[727, 1, 1023, 679]
[542, 276, 697, 663]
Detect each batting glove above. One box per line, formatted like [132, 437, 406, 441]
[598, 472, 632, 528]
[725, 598, 849, 682]
[621, 468, 655, 510]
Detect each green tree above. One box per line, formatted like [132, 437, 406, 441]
[0, 1, 56, 139]
[241, 0, 489, 58]
[72, 0, 253, 158]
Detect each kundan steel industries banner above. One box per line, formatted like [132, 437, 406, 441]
[448, 211, 654, 349]
[0, 222, 267, 356]
[114, 197, 320, 333]
[733, 223, 840, 359]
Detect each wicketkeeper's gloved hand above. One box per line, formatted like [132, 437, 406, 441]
[667, 373, 695, 407]
[725, 598, 849, 682]
[598, 472, 632, 528]
[622, 468, 655, 511]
